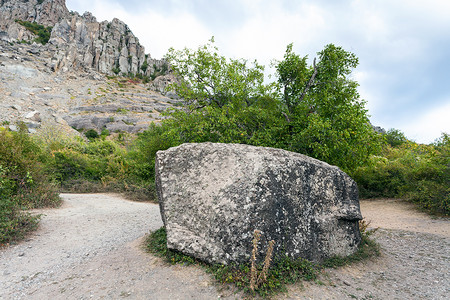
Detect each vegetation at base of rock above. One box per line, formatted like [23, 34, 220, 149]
[0, 125, 60, 246]
[353, 132, 449, 216]
[14, 19, 52, 45]
[322, 219, 380, 268]
[145, 224, 379, 298]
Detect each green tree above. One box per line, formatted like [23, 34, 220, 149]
[384, 128, 408, 147]
[138, 41, 381, 182]
[275, 43, 382, 172]
[163, 38, 283, 146]
[165, 38, 274, 111]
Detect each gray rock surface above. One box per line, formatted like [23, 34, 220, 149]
[156, 143, 362, 265]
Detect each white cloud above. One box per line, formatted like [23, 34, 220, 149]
[126, 11, 212, 58]
[396, 101, 450, 144]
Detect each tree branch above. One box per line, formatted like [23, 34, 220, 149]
[282, 112, 291, 123]
[298, 57, 318, 103]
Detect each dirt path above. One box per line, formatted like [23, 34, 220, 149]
[0, 194, 226, 300]
[1, 195, 449, 299]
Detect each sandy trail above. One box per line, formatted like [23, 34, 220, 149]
[1, 195, 449, 299]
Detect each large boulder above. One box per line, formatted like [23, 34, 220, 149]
[156, 143, 362, 265]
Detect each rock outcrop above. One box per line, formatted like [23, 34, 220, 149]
[0, 0, 178, 134]
[0, 40, 181, 134]
[156, 143, 363, 265]
[0, 0, 167, 76]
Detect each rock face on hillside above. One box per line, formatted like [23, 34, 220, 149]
[0, 0, 179, 134]
[0, 0, 166, 76]
[156, 143, 363, 265]
[0, 0, 68, 28]
[0, 40, 181, 134]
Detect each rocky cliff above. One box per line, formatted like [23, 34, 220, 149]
[0, 0, 179, 134]
[0, 0, 166, 76]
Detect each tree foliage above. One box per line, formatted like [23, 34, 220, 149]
[353, 132, 449, 215]
[163, 38, 283, 146]
[139, 40, 382, 178]
[275, 43, 382, 172]
[165, 38, 274, 111]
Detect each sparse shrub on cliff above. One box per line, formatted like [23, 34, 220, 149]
[140, 59, 148, 73]
[15, 20, 52, 45]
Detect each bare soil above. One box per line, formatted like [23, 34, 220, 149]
[1, 195, 448, 299]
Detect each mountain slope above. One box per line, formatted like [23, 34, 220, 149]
[0, 0, 179, 134]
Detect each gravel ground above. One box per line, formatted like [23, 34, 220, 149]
[0, 195, 448, 299]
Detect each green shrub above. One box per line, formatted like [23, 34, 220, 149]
[100, 129, 110, 138]
[15, 20, 52, 45]
[353, 133, 449, 215]
[140, 59, 148, 73]
[384, 128, 408, 147]
[85, 129, 99, 140]
[0, 126, 60, 208]
[0, 195, 40, 246]
[37, 133, 154, 201]
[0, 126, 60, 246]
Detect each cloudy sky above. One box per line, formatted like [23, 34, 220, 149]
[66, 0, 450, 144]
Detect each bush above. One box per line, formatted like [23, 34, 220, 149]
[36, 131, 155, 201]
[0, 126, 60, 208]
[85, 129, 99, 140]
[0, 126, 60, 246]
[15, 20, 52, 45]
[352, 133, 449, 215]
[0, 194, 40, 246]
[384, 128, 408, 147]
